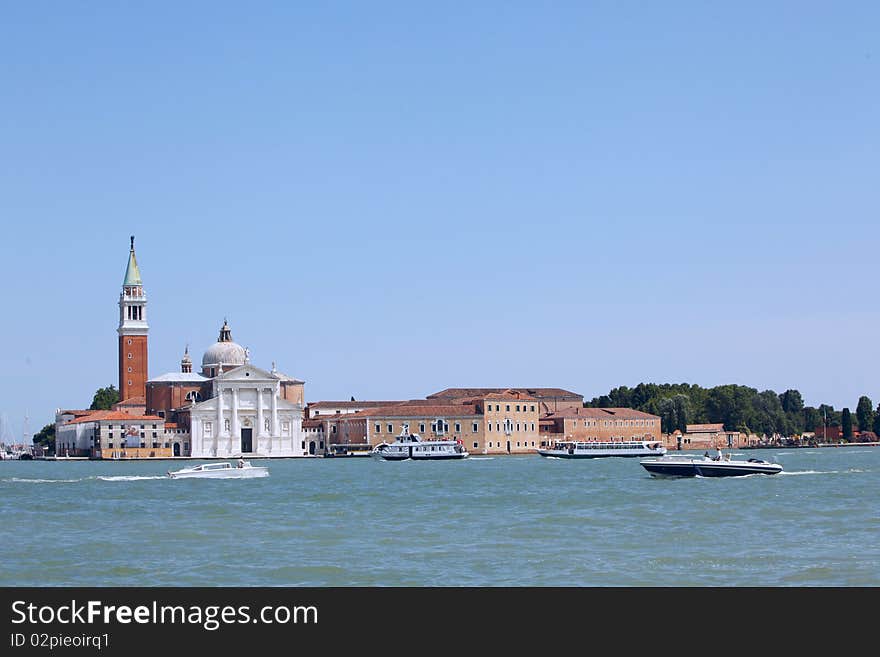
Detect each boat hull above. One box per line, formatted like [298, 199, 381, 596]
[641, 457, 782, 478]
[538, 449, 666, 459]
[374, 452, 469, 461]
[168, 465, 269, 479]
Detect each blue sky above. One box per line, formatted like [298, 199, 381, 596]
[1, 2, 877, 438]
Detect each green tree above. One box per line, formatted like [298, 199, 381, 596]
[855, 396, 874, 432]
[841, 408, 853, 441]
[803, 406, 822, 432]
[32, 423, 56, 451]
[90, 385, 119, 410]
[873, 404, 880, 435]
[779, 389, 805, 434]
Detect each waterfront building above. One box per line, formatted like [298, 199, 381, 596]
[327, 389, 541, 455]
[54, 410, 174, 458]
[305, 400, 405, 418]
[186, 362, 306, 457]
[427, 387, 583, 413]
[146, 321, 307, 458]
[676, 423, 741, 449]
[539, 407, 662, 444]
[54, 238, 309, 459]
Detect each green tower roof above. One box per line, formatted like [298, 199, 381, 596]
[123, 235, 142, 286]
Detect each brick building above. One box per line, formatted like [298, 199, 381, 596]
[539, 407, 662, 445]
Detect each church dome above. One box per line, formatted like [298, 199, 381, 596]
[202, 320, 247, 372]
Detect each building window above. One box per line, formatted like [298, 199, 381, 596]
[108, 442, 113, 449]
[472, 422, 478, 432]
[127, 380, 132, 386]
[387, 424, 393, 433]
[516, 423, 520, 431]
[375, 423, 381, 433]
[455, 423, 461, 432]
[488, 423, 492, 432]
[331, 426, 337, 433]
[302, 441, 306, 449]
[127, 367, 132, 373]
[419, 423, 425, 433]
[127, 353, 132, 359]
[506, 405, 510, 412]
[530, 405, 535, 412]
[152, 432, 157, 438]
[224, 419, 230, 432]
[127, 339, 132, 345]
[531, 423, 535, 431]
[473, 442, 478, 449]
[516, 405, 520, 412]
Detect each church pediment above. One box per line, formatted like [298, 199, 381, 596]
[213, 363, 277, 383]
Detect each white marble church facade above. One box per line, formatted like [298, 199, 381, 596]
[189, 364, 305, 458]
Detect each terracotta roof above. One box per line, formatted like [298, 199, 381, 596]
[686, 423, 726, 433]
[69, 411, 164, 425]
[428, 387, 582, 400]
[115, 396, 146, 405]
[333, 404, 480, 419]
[546, 407, 660, 420]
[59, 409, 94, 417]
[302, 419, 324, 428]
[308, 401, 405, 409]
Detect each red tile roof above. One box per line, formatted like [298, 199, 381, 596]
[546, 407, 660, 420]
[69, 411, 164, 425]
[307, 400, 405, 409]
[686, 423, 726, 433]
[333, 404, 480, 419]
[115, 396, 146, 405]
[429, 387, 582, 400]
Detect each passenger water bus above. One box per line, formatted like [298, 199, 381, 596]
[371, 431, 469, 461]
[538, 440, 667, 459]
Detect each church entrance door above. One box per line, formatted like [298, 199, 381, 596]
[241, 428, 253, 453]
[173, 443, 180, 457]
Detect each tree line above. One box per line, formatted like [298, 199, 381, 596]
[585, 383, 880, 439]
[32, 385, 121, 450]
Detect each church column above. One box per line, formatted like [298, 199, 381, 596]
[271, 387, 278, 448]
[231, 385, 239, 454]
[257, 388, 264, 437]
[216, 387, 223, 456]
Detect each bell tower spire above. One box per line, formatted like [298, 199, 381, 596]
[118, 235, 148, 403]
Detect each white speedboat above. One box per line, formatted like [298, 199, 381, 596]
[538, 440, 667, 458]
[640, 452, 782, 478]
[167, 461, 269, 479]
[371, 431, 469, 461]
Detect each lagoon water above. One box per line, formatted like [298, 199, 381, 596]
[1, 448, 878, 586]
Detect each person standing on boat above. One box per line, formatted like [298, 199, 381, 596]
[237, 458, 245, 468]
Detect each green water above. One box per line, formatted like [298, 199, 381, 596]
[1, 448, 878, 586]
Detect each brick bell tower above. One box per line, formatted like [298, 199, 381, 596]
[118, 235, 148, 402]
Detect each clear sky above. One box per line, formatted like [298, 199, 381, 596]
[1, 2, 877, 439]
